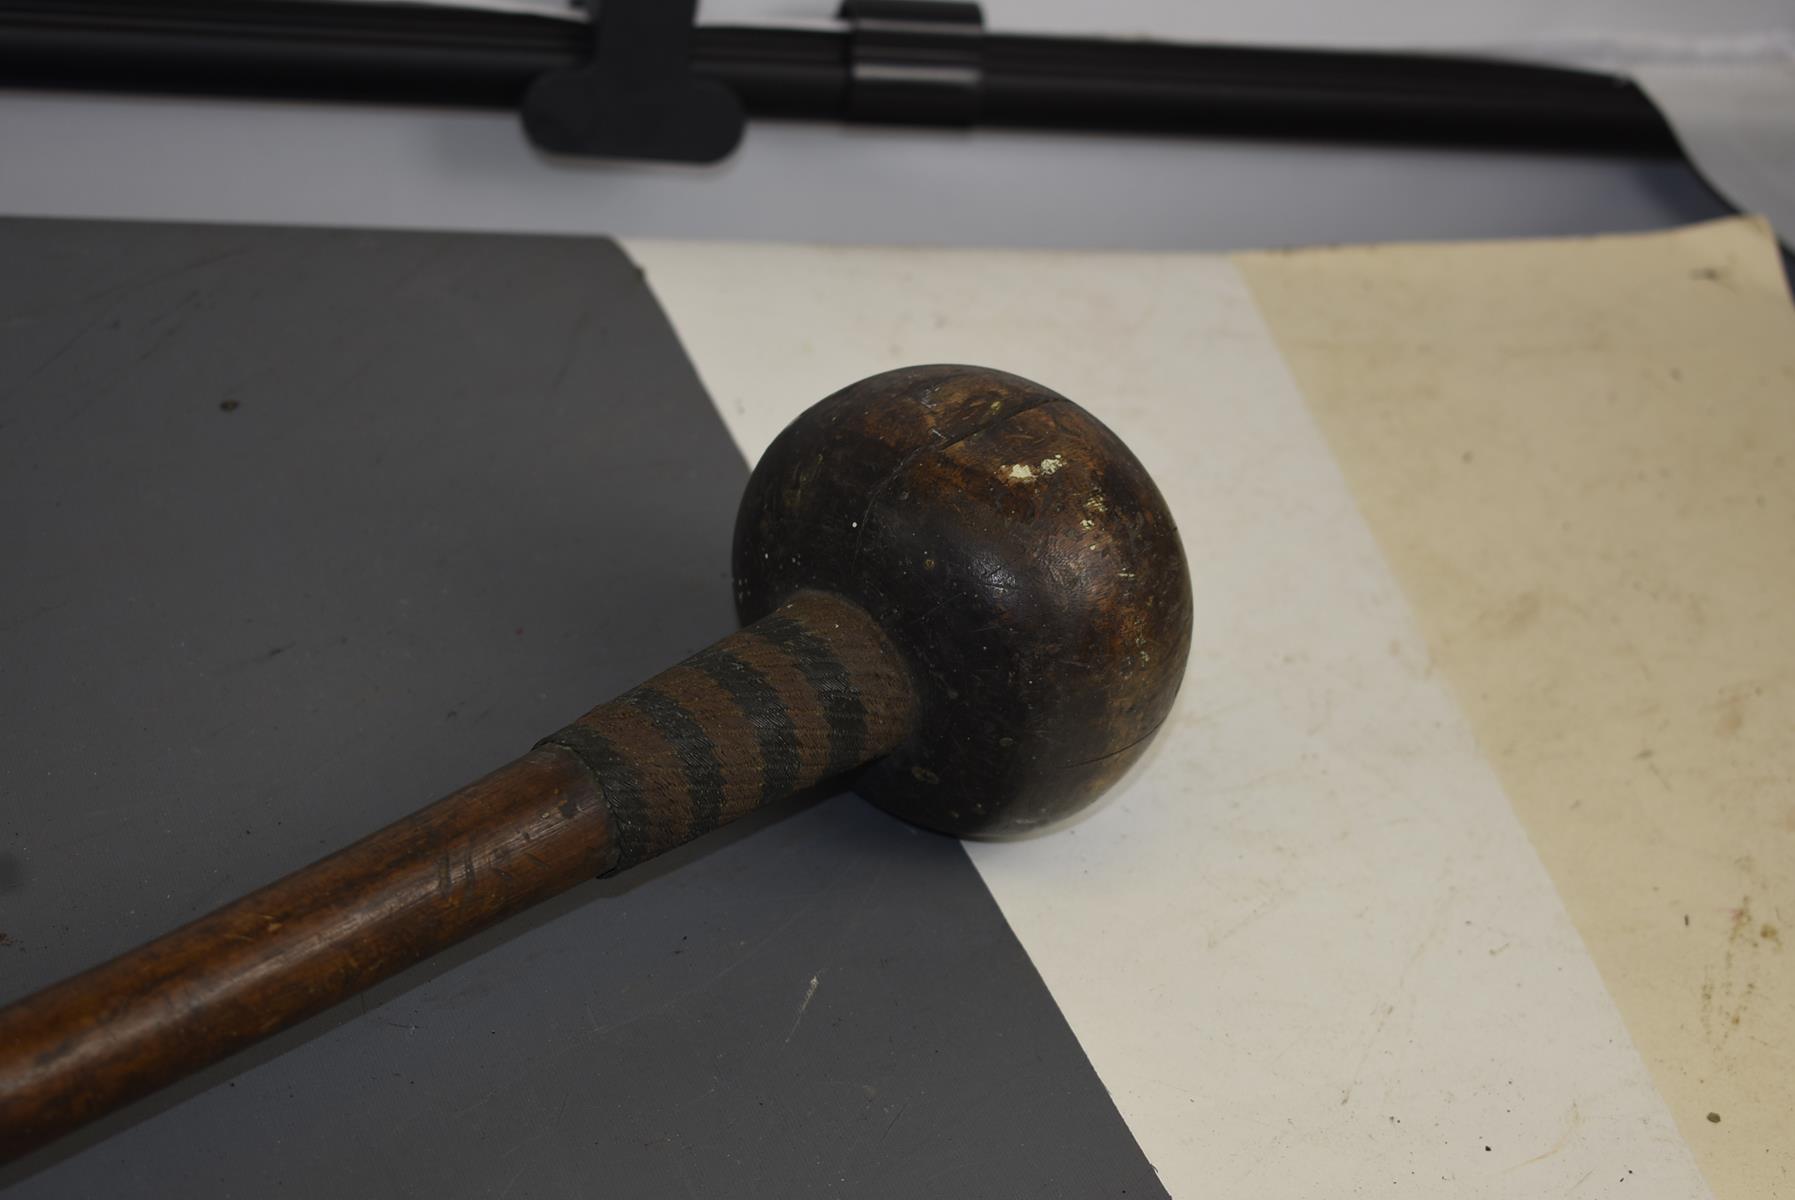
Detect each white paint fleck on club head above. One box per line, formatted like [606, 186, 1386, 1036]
[1007, 455, 1066, 484]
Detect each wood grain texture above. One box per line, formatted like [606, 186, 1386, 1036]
[735, 365, 1193, 835]
[0, 591, 916, 1161]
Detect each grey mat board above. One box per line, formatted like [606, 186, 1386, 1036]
[0, 217, 1168, 1198]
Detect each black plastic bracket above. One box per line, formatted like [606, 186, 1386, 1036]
[837, 0, 985, 125]
[521, 0, 744, 163]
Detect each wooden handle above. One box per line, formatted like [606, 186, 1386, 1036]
[0, 591, 915, 1162]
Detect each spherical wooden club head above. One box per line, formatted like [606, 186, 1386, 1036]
[734, 365, 1192, 836]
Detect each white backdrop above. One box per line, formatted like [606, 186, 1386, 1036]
[2, 3, 1786, 257]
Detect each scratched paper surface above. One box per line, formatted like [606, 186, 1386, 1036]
[1240, 217, 1795, 1200]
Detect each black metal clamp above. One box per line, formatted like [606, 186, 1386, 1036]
[521, 0, 745, 163]
[838, 1, 985, 125]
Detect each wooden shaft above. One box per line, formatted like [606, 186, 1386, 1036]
[0, 591, 916, 1162]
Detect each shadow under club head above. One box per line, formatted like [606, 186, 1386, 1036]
[733, 364, 1194, 837]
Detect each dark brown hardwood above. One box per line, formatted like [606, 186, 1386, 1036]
[0, 591, 914, 1161]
